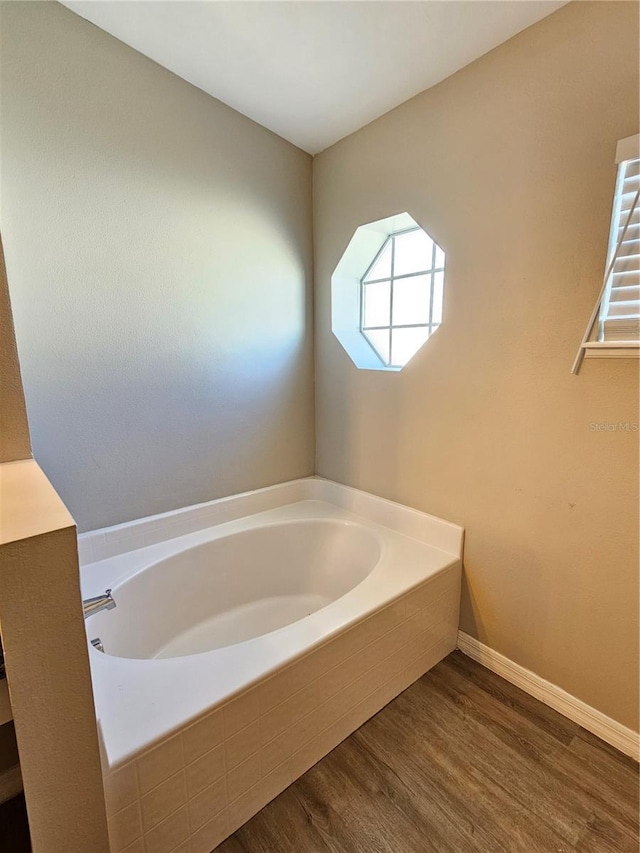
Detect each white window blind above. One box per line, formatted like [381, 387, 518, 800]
[572, 133, 640, 373]
[599, 143, 640, 342]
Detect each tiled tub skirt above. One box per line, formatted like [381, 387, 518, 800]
[103, 568, 459, 853]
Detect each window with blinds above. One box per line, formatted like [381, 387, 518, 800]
[599, 141, 640, 342]
[572, 133, 640, 372]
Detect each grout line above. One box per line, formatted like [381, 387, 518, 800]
[263, 616, 452, 775]
[260, 588, 454, 733]
[259, 581, 456, 719]
[141, 802, 188, 849]
[260, 632, 451, 791]
[184, 742, 224, 772]
[107, 791, 142, 822]
[219, 714, 230, 828]
[133, 761, 144, 853]
[138, 766, 184, 803]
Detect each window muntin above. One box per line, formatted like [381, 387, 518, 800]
[360, 226, 445, 367]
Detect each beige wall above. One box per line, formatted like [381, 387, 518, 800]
[1, 1, 314, 532]
[314, 1, 639, 731]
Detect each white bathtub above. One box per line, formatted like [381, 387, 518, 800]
[89, 517, 382, 660]
[80, 478, 463, 853]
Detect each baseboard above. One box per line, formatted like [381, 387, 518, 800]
[0, 763, 22, 805]
[457, 631, 639, 761]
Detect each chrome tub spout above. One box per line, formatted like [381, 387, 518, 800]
[83, 589, 116, 619]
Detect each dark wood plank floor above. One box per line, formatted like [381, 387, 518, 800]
[217, 651, 639, 853]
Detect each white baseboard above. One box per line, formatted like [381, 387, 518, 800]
[0, 763, 22, 805]
[457, 631, 639, 761]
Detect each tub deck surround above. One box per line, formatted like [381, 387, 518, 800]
[78, 477, 462, 566]
[80, 478, 463, 853]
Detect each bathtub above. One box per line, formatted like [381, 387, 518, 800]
[80, 478, 463, 853]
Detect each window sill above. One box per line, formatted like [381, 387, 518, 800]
[582, 341, 640, 359]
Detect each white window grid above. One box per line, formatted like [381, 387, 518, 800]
[359, 226, 444, 367]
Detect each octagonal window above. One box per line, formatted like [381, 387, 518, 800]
[361, 227, 445, 368]
[331, 212, 446, 371]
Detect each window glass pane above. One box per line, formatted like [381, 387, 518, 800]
[432, 272, 444, 324]
[390, 327, 429, 367]
[363, 241, 392, 281]
[434, 243, 445, 269]
[364, 329, 390, 365]
[363, 280, 390, 328]
[393, 229, 433, 277]
[393, 274, 430, 326]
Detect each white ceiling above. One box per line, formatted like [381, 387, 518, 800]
[61, 0, 568, 154]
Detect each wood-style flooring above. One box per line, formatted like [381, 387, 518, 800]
[217, 651, 639, 853]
